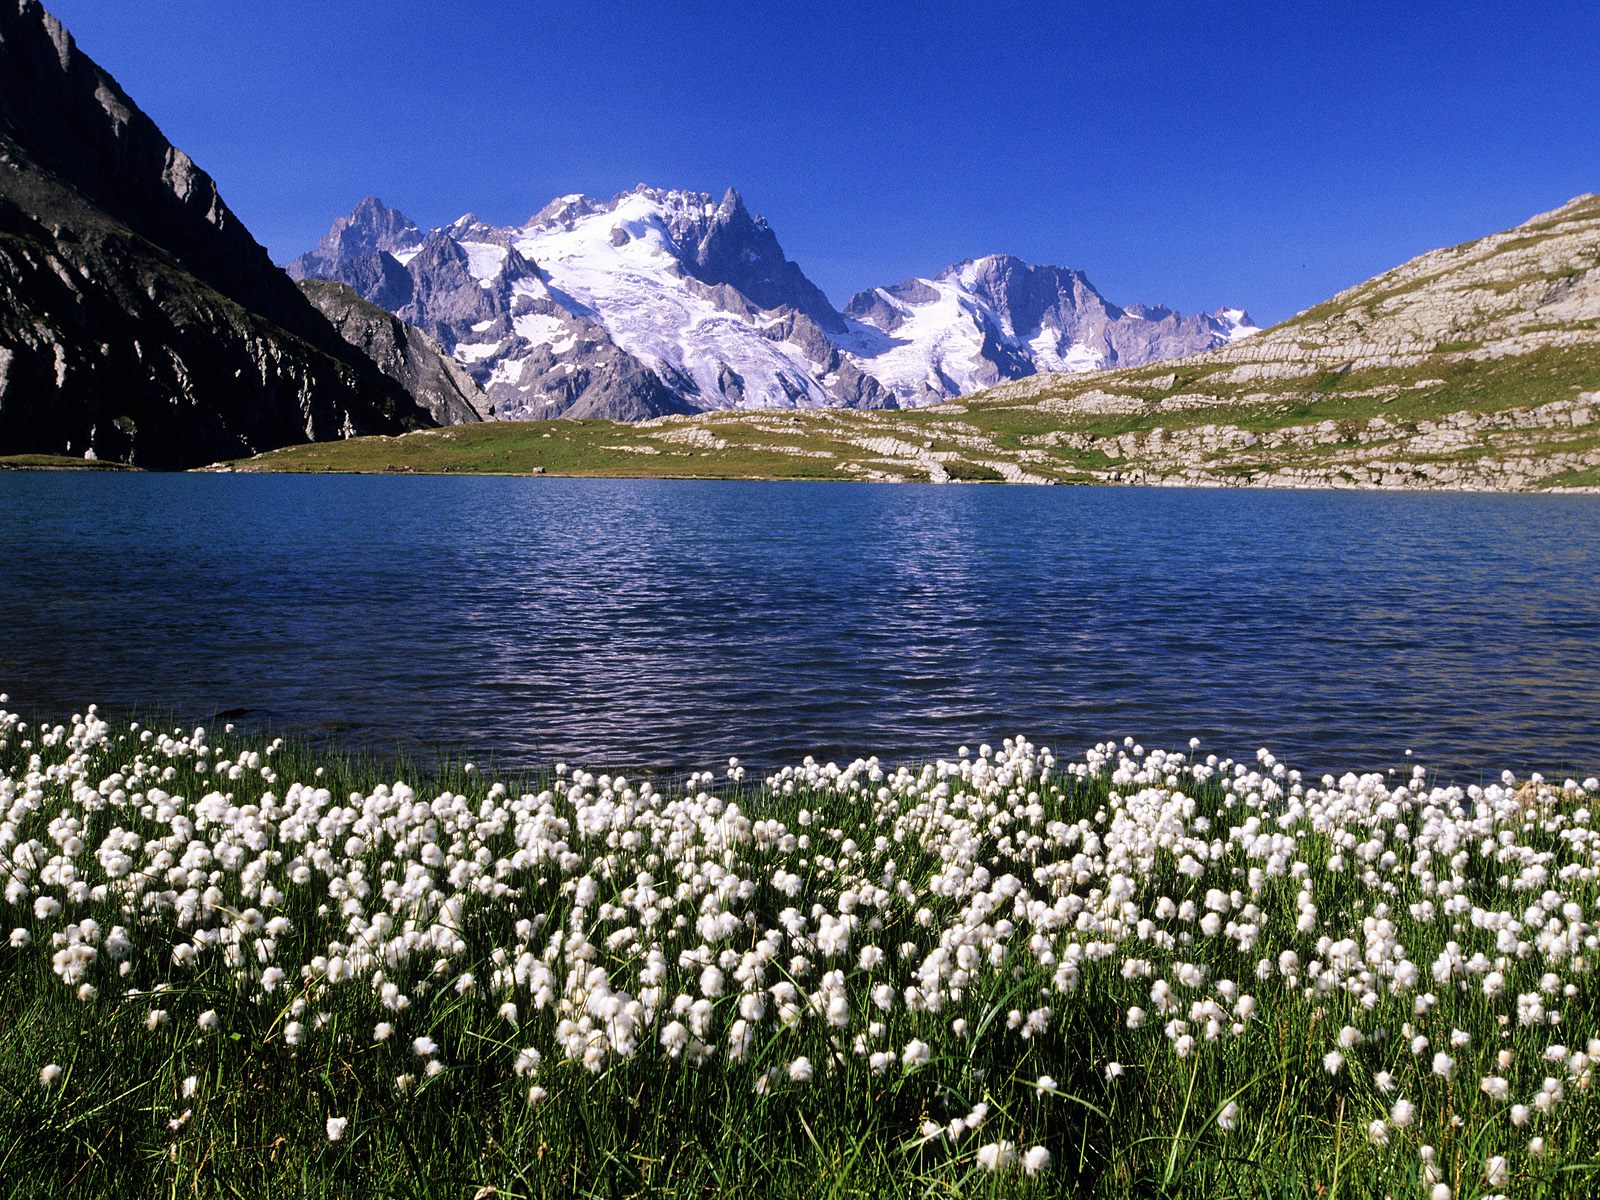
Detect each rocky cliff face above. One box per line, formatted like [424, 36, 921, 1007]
[0, 0, 438, 467]
[292, 188, 1252, 420]
[297, 280, 487, 426]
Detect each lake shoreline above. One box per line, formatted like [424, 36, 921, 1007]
[14, 456, 1597, 494]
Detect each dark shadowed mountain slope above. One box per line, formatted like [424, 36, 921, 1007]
[0, 0, 439, 467]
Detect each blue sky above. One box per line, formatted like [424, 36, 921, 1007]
[45, 0, 1600, 325]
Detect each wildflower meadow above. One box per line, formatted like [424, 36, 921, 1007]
[1, 699, 1597, 1197]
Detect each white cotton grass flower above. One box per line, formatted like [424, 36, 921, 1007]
[1022, 1145, 1051, 1176]
[325, 1116, 348, 1142]
[411, 1036, 437, 1057]
[975, 1141, 1016, 1172]
[787, 1056, 813, 1083]
[1391, 1098, 1415, 1127]
[39, 1063, 63, 1089]
[197, 1010, 219, 1032]
[1216, 1101, 1239, 1132]
[181, 1075, 198, 1100]
[660, 1021, 689, 1058]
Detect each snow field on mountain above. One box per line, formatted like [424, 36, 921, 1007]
[4, 699, 1598, 1194]
[459, 241, 509, 284]
[837, 281, 1003, 401]
[506, 194, 832, 410]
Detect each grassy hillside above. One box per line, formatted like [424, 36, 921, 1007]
[215, 343, 1600, 490]
[0, 453, 137, 471]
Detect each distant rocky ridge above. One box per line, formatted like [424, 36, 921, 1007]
[297, 280, 488, 426]
[288, 190, 1255, 421]
[840, 255, 1255, 405]
[0, 0, 449, 468]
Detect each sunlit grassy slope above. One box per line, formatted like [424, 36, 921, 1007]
[0, 453, 137, 471]
[217, 342, 1600, 490]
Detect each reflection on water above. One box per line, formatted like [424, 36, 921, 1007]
[1, 474, 1597, 779]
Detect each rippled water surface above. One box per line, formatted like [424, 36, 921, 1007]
[2, 473, 1598, 778]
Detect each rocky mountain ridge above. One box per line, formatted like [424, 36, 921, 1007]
[288, 189, 1254, 421]
[0, 0, 446, 467]
[296, 280, 488, 426]
[839, 254, 1255, 405]
[960, 192, 1600, 488]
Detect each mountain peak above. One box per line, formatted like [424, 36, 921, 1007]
[529, 192, 608, 228]
[840, 252, 1252, 403]
[287, 196, 421, 280]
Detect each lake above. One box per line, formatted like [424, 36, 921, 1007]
[2, 473, 1597, 780]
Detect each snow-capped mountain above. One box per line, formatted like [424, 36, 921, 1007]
[290, 187, 885, 419]
[288, 188, 1256, 420]
[840, 256, 1257, 406]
